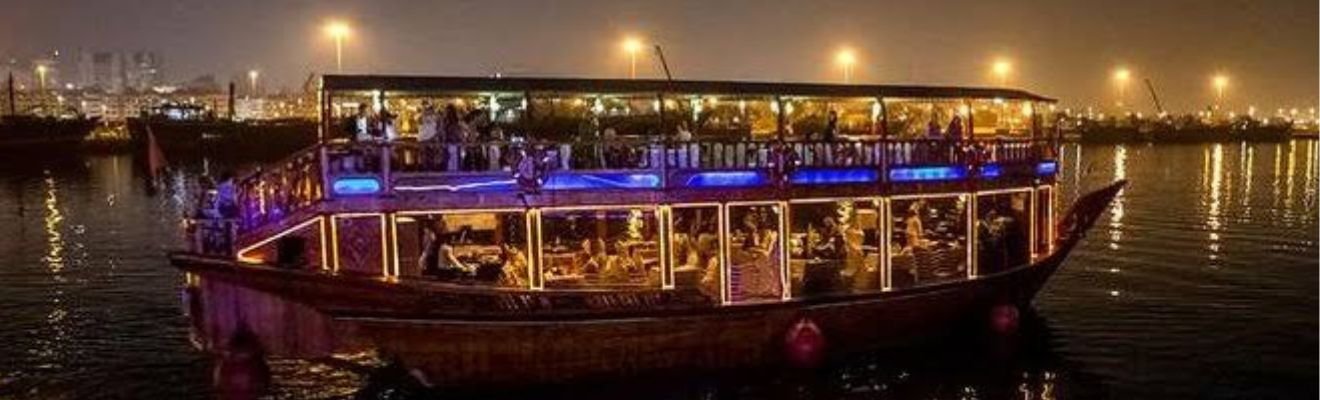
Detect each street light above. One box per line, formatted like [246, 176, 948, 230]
[248, 70, 260, 95]
[324, 21, 351, 73]
[992, 59, 1012, 87]
[836, 48, 857, 84]
[1112, 68, 1131, 107]
[622, 37, 643, 79]
[1212, 74, 1229, 104]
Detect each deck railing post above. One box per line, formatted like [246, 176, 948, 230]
[381, 144, 393, 195]
[319, 145, 332, 200]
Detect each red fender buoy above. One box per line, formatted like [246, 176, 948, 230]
[783, 318, 826, 368]
[990, 304, 1021, 335]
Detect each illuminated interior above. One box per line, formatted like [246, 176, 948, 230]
[393, 210, 530, 286]
[787, 199, 882, 297]
[539, 207, 662, 289]
[725, 203, 785, 303]
[888, 195, 970, 289]
[975, 190, 1032, 275]
[669, 205, 723, 300]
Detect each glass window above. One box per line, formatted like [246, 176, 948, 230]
[394, 211, 530, 287]
[595, 94, 662, 137]
[788, 199, 882, 297]
[540, 207, 662, 289]
[884, 99, 969, 140]
[670, 206, 722, 300]
[889, 195, 969, 289]
[527, 93, 595, 142]
[783, 97, 877, 140]
[976, 191, 1032, 275]
[726, 204, 785, 302]
[971, 99, 1033, 137]
[681, 95, 779, 139]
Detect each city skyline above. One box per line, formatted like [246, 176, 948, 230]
[0, 0, 1315, 112]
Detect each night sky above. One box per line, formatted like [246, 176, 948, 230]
[1, 0, 1315, 112]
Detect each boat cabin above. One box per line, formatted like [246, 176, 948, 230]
[189, 74, 1061, 306]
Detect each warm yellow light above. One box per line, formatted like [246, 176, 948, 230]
[248, 69, 260, 81]
[992, 59, 1012, 76]
[324, 21, 351, 39]
[622, 37, 643, 54]
[1212, 75, 1228, 89]
[622, 37, 644, 79]
[836, 48, 857, 83]
[835, 49, 856, 66]
[1113, 68, 1131, 83]
[991, 59, 1012, 86]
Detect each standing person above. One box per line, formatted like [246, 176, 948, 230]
[442, 104, 462, 171]
[418, 102, 441, 170]
[215, 171, 239, 219]
[381, 109, 399, 142]
[418, 101, 440, 141]
[947, 115, 964, 141]
[823, 110, 840, 141]
[353, 104, 372, 142]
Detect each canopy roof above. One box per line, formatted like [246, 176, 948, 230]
[321, 75, 1055, 102]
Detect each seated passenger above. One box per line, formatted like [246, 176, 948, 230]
[599, 242, 632, 284]
[732, 212, 782, 299]
[499, 244, 529, 287]
[437, 245, 473, 277]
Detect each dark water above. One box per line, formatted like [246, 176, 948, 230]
[0, 142, 1315, 399]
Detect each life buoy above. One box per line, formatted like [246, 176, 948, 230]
[783, 317, 826, 368]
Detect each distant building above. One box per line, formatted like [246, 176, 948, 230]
[75, 50, 162, 93]
[126, 51, 162, 92]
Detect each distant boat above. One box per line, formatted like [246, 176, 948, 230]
[1072, 115, 1291, 143]
[0, 114, 99, 148]
[126, 102, 316, 160]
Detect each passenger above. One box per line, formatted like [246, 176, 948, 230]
[215, 171, 239, 219]
[947, 115, 964, 141]
[904, 202, 931, 251]
[926, 119, 942, 139]
[735, 211, 781, 298]
[442, 104, 461, 143]
[823, 110, 839, 141]
[353, 104, 372, 142]
[418, 102, 439, 142]
[381, 109, 399, 142]
[599, 241, 632, 284]
[499, 244, 529, 287]
[442, 104, 462, 171]
[676, 121, 693, 141]
[418, 219, 442, 275]
[438, 245, 473, 277]
[813, 217, 845, 259]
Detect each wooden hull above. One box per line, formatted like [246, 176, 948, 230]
[173, 181, 1124, 388]
[353, 250, 1068, 386]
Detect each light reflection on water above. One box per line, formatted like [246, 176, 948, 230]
[0, 142, 1315, 399]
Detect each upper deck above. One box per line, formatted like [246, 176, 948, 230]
[233, 75, 1058, 228]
